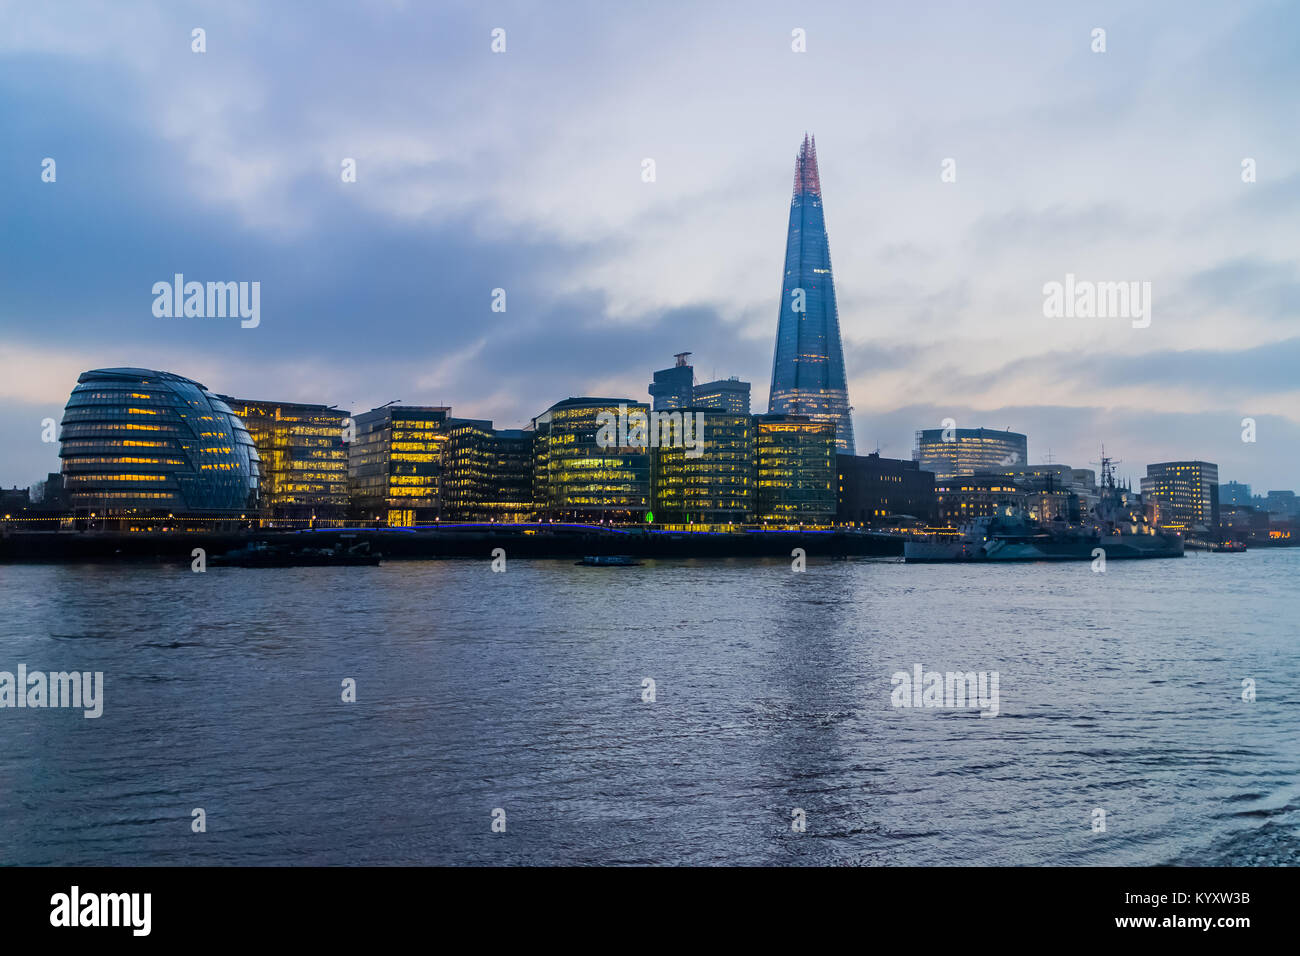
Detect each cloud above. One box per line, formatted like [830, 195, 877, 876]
[1, 0, 1298, 491]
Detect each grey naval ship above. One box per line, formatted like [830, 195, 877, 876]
[905, 455, 1184, 563]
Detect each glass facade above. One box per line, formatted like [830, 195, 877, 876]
[348, 406, 451, 525]
[652, 411, 755, 526]
[442, 421, 534, 521]
[693, 377, 751, 414]
[220, 398, 349, 523]
[768, 134, 855, 453]
[59, 368, 259, 518]
[755, 414, 836, 525]
[531, 398, 650, 522]
[914, 427, 1029, 481]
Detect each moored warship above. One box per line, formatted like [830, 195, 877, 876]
[905, 454, 1183, 563]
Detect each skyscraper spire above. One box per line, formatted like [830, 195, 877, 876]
[792, 133, 821, 198]
[768, 134, 855, 453]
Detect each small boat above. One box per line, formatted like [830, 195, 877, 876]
[576, 555, 641, 566]
[1186, 539, 1247, 553]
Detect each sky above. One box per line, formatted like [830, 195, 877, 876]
[1, 0, 1297, 491]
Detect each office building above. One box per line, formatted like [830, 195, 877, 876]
[755, 414, 836, 525]
[1221, 481, 1252, 507]
[1264, 490, 1299, 518]
[348, 405, 452, 526]
[442, 420, 534, 522]
[835, 453, 936, 526]
[220, 398, 349, 523]
[652, 411, 755, 525]
[914, 427, 1028, 481]
[531, 398, 650, 522]
[58, 368, 259, 521]
[693, 377, 751, 414]
[649, 353, 695, 411]
[934, 475, 1027, 526]
[1140, 461, 1219, 531]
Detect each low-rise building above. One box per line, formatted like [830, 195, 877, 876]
[835, 453, 935, 527]
[935, 475, 1027, 526]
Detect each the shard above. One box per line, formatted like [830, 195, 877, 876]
[767, 134, 855, 453]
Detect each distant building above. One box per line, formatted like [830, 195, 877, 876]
[348, 405, 452, 526]
[755, 414, 836, 525]
[1021, 485, 1079, 523]
[995, 464, 1089, 519]
[59, 368, 259, 524]
[1, 486, 30, 519]
[1140, 461, 1219, 531]
[914, 427, 1028, 481]
[649, 353, 695, 411]
[835, 453, 935, 526]
[34, 473, 67, 512]
[442, 420, 533, 522]
[1264, 490, 1299, 518]
[531, 398, 650, 522]
[1221, 481, 1252, 507]
[220, 398, 349, 523]
[693, 377, 751, 415]
[1220, 504, 1269, 540]
[935, 475, 1027, 526]
[652, 411, 755, 525]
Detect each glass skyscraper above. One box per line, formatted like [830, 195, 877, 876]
[768, 134, 855, 454]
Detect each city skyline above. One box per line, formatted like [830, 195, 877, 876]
[2, 1, 1298, 491]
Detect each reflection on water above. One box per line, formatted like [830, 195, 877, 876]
[0, 551, 1297, 865]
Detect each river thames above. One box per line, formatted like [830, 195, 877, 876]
[1, 550, 1296, 865]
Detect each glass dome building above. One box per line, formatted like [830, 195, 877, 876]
[59, 368, 260, 519]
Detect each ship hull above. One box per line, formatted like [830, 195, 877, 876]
[905, 534, 1183, 563]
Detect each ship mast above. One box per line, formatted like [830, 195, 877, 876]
[1091, 444, 1122, 493]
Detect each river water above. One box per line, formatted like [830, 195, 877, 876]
[1, 550, 1296, 865]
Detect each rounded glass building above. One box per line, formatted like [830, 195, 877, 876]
[60, 368, 260, 519]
